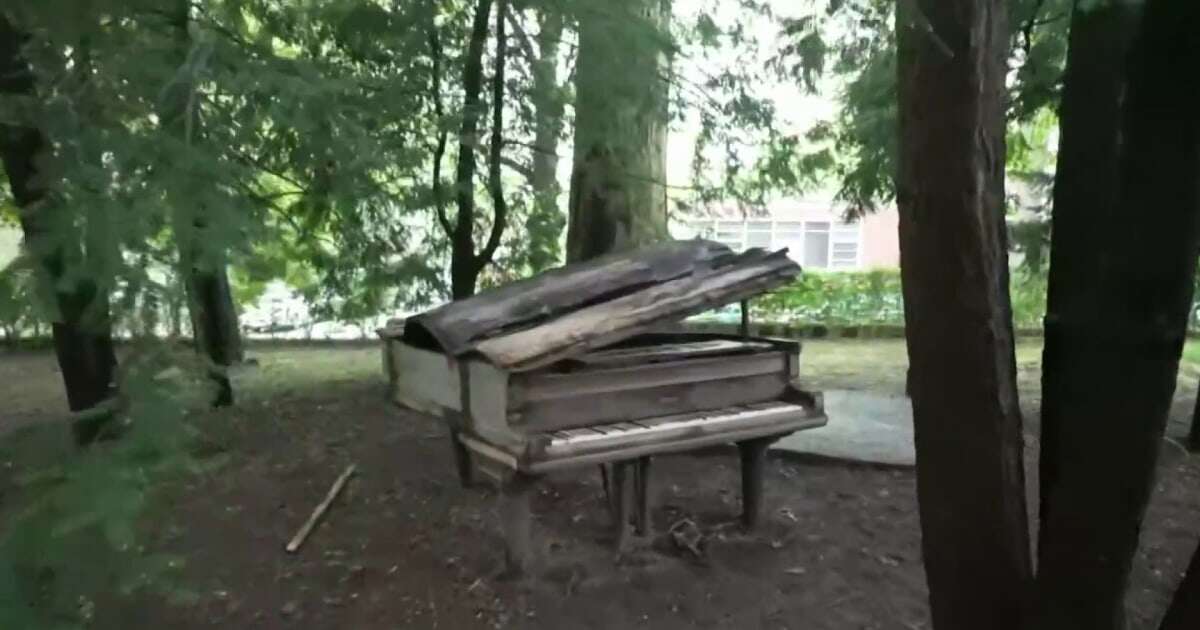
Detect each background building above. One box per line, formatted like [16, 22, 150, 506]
[671, 198, 900, 271]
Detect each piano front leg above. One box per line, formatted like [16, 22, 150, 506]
[500, 471, 537, 576]
[737, 436, 774, 531]
[611, 462, 634, 555]
[447, 425, 474, 488]
[634, 456, 652, 536]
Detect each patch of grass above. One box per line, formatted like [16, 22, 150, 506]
[800, 338, 1045, 398]
[6, 336, 1198, 436]
[1182, 340, 1200, 368]
[234, 345, 382, 401]
[0, 344, 384, 427]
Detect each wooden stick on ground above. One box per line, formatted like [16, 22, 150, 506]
[286, 464, 357, 554]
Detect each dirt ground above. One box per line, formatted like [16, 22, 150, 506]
[3, 340, 1200, 629]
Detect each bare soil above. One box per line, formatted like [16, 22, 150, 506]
[3, 341, 1199, 629]
[106, 391, 1200, 630]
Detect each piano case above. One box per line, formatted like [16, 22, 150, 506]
[379, 240, 827, 475]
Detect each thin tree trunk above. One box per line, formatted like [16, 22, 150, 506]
[526, 9, 565, 271]
[446, 0, 509, 299]
[1, 16, 117, 444]
[894, 1, 1033, 628]
[566, 0, 670, 263]
[163, 1, 240, 405]
[1034, 0, 1200, 627]
[1160, 541, 1200, 630]
[449, 0, 496, 299]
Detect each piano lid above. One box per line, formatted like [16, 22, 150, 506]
[394, 239, 801, 371]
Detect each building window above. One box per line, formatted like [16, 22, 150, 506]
[686, 217, 862, 270]
[803, 221, 830, 268]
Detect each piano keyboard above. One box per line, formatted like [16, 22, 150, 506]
[534, 400, 825, 466]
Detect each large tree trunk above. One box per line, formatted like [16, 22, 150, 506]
[1033, 0, 1200, 627]
[566, 0, 670, 263]
[163, 1, 241, 405]
[1189, 388, 1200, 451]
[1160, 541, 1200, 630]
[1, 16, 117, 444]
[894, 1, 1033, 628]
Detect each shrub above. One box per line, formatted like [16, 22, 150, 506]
[752, 268, 1053, 330]
[753, 269, 905, 326]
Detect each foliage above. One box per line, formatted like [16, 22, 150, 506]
[753, 267, 1051, 331]
[754, 269, 905, 325]
[680, 0, 833, 209]
[777, 0, 1073, 215]
[0, 344, 221, 628]
[0, 257, 39, 343]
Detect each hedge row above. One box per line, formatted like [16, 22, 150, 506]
[740, 268, 1050, 329]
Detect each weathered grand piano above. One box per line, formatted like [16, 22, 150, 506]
[381, 240, 826, 571]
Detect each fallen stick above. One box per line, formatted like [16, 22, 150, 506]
[286, 464, 357, 553]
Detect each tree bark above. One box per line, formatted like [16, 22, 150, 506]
[449, 0, 496, 299]
[566, 0, 670, 263]
[187, 273, 242, 363]
[1, 16, 117, 444]
[1037, 0, 1140, 558]
[1189, 387, 1200, 451]
[526, 8, 565, 271]
[1034, 0, 1200, 627]
[1160, 540, 1200, 630]
[894, 1, 1033, 629]
[163, 1, 241, 405]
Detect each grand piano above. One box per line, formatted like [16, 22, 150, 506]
[381, 240, 826, 571]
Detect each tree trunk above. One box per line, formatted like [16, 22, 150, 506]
[894, 1, 1033, 629]
[186, 268, 237, 406]
[1189, 387, 1200, 451]
[1, 16, 117, 444]
[163, 1, 241, 404]
[566, 0, 670, 263]
[1034, 0, 1200, 627]
[449, 0, 496, 299]
[526, 9, 565, 271]
[188, 271, 242, 362]
[1160, 541, 1200, 630]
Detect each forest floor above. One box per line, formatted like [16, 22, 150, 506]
[2, 339, 1200, 629]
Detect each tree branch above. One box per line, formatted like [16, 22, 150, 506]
[427, 1, 452, 236]
[1021, 0, 1048, 58]
[504, 8, 539, 64]
[229, 148, 308, 192]
[502, 138, 563, 158]
[499, 155, 534, 181]
[478, 0, 509, 268]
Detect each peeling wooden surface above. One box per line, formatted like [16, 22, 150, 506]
[475, 251, 799, 370]
[397, 240, 800, 371]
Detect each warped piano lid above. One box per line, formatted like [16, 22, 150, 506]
[391, 239, 801, 372]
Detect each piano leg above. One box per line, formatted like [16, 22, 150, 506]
[738, 437, 772, 530]
[634, 456, 652, 536]
[600, 464, 614, 516]
[500, 472, 536, 576]
[448, 427, 474, 488]
[612, 462, 634, 554]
